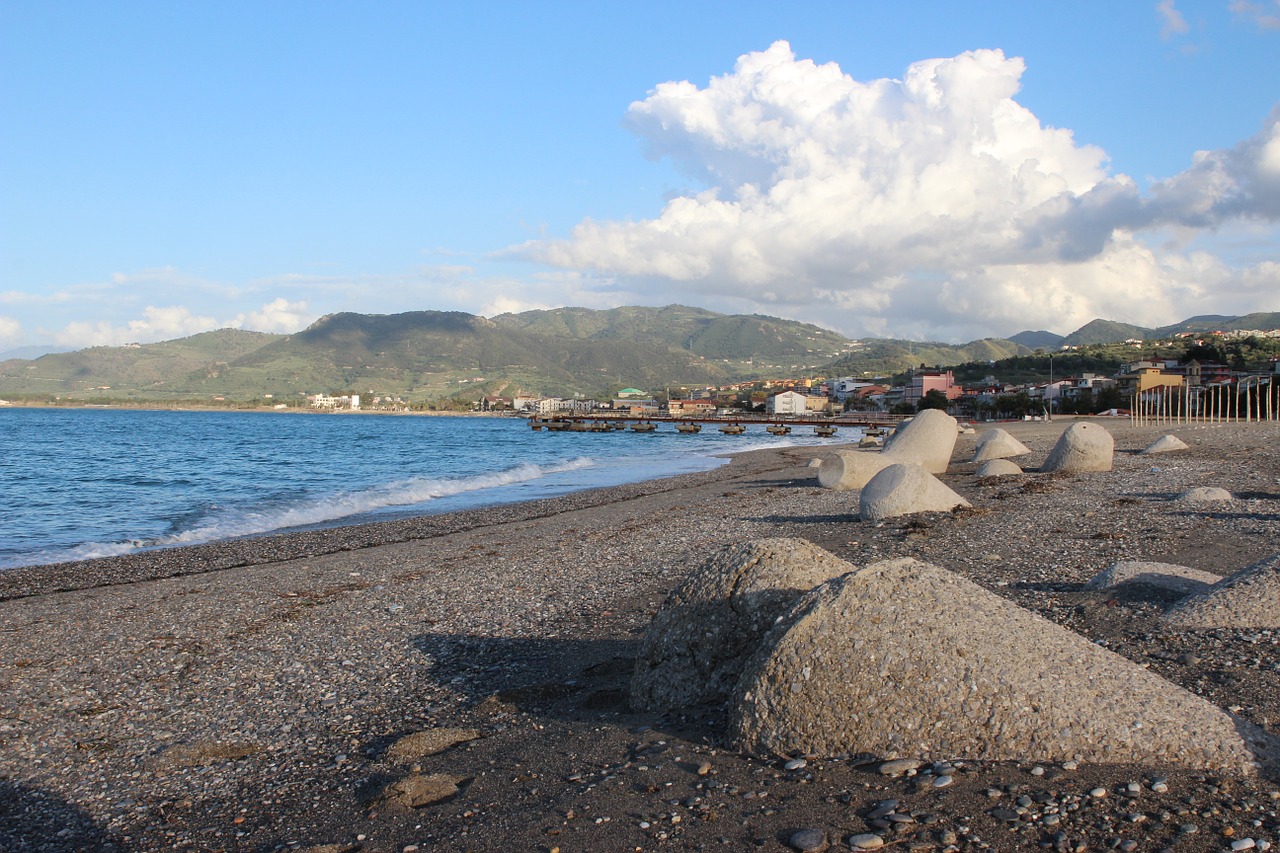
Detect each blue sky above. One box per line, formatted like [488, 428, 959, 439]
[2, 1, 1278, 354]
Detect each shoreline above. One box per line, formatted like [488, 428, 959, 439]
[3, 419, 1279, 852]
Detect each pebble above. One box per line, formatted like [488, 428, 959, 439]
[784, 758, 809, 771]
[788, 827, 828, 852]
[1232, 840, 1256, 851]
[847, 833, 885, 850]
[878, 759, 922, 777]
[932, 774, 953, 788]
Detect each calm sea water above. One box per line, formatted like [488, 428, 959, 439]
[0, 408, 851, 570]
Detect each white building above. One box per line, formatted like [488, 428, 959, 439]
[767, 390, 809, 415]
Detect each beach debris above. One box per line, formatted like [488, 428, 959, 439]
[1085, 561, 1222, 596]
[858, 463, 970, 522]
[730, 556, 1276, 775]
[630, 538, 856, 711]
[1179, 485, 1234, 503]
[970, 427, 1031, 463]
[1141, 434, 1190, 455]
[1164, 553, 1280, 629]
[1041, 422, 1114, 473]
[385, 728, 481, 762]
[974, 459, 1023, 478]
[818, 409, 959, 490]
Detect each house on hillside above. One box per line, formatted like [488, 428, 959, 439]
[668, 398, 717, 418]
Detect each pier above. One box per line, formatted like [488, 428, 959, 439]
[527, 413, 906, 435]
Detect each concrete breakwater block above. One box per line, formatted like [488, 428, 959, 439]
[858, 463, 969, 522]
[818, 409, 959, 490]
[1085, 561, 1222, 596]
[975, 459, 1022, 478]
[730, 557, 1275, 775]
[1179, 486, 1234, 504]
[971, 427, 1031, 463]
[880, 409, 959, 474]
[1141, 434, 1190, 455]
[1041, 422, 1114, 473]
[1164, 553, 1280, 629]
[630, 538, 855, 711]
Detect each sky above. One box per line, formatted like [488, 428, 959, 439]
[1, 1, 1279, 354]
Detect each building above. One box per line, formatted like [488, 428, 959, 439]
[668, 398, 717, 418]
[904, 370, 962, 406]
[767, 390, 809, 415]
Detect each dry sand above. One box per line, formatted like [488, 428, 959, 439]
[2, 417, 1279, 852]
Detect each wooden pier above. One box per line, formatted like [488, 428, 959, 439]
[527, 413, 906, 435]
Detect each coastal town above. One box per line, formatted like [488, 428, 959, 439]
[307, 327, 1280, 422]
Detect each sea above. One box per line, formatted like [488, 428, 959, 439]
[0, 407, 854, 571]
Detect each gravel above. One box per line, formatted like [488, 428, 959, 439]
[2, 419, 1279, 852]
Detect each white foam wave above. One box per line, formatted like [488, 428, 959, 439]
[7, 457, 596, 568]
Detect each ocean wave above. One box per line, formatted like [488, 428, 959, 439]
[2, 457, 596, 569]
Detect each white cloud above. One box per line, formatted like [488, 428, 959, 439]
[0, 315, 23, 349]
[232, 298, 315, 334]
[1230, 0, 1280, 30]
[520, 42, 1280, 339]
[53, 306, 219, 348]
[1157, 0, 1190, 39]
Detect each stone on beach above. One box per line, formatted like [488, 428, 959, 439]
[1041, 422, 1114, 473]
[1085, 561, 1222, 596]
[975, 459, 1023, 478]
[630, 538, 856, 711]
[730, 556, 1275, 774]
[1141, 434, 1190, 455]
[858, 463, 970, 522]
[971, 428, 1031, 463]
[385, 728, 482, 762]
[1164, 553, 1280, 629]
[1179, 486, 1234, 504]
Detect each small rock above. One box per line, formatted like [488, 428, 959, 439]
[788, 827, 828, 852]
[933, 775, 953, 788]
[878, 758, 923, 777]
[847, 833, 885, 850]
[784, 758, 808, 771]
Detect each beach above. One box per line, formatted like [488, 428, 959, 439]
[2, 418, 1279, 852]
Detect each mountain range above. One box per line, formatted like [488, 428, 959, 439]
[1, 306, 1276, 404]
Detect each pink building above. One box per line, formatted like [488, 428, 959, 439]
[904, 370, 963, 405]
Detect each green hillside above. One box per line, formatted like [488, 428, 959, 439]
[818, 337, 1030, 378]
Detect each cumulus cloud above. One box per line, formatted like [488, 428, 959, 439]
[53, 305, 220, 348]
[521, 42, 1280, 339]
[232, 298, 314, 334]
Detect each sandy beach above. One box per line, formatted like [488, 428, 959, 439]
[2, 417, 1279, 853]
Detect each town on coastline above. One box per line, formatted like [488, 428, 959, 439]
[304, 331, 1280, 424]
